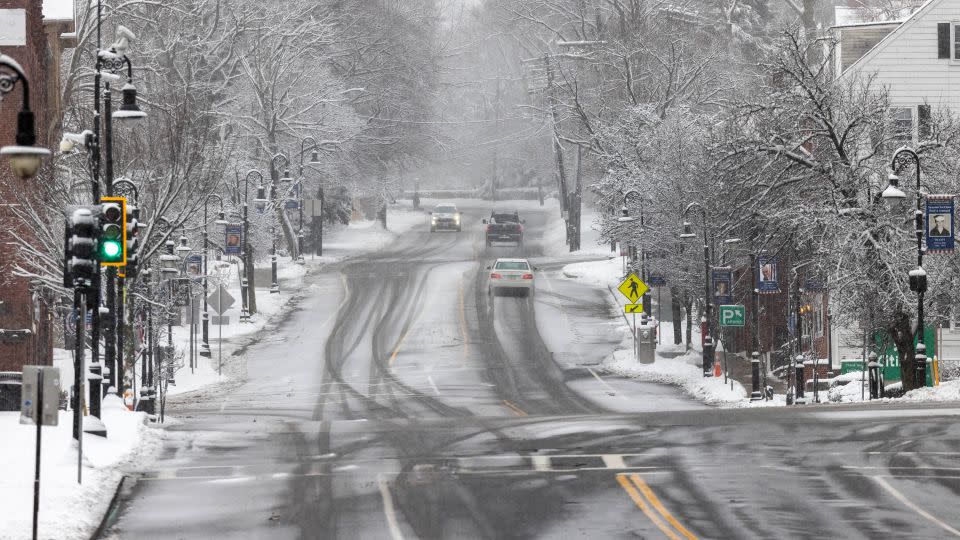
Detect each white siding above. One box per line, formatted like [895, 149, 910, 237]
[844, 0, 960, 114]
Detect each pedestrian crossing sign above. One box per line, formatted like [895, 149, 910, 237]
[624, 304, 643, 314]
[617, 273, 648, 303]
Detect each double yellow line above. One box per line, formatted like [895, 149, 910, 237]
[616, 473, 698, 540]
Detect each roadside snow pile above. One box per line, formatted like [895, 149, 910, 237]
[561, 257, 621, 289]
[0, 396, 159, 540]
[540, 202, 614, 257]
[901, 379, 960, 402]
[603, 345, 747, 405]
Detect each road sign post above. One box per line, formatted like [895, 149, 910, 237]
[617, 274, 650, 360]
[21, 366, 60, 540]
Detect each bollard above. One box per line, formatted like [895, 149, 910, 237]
[750, 352, 763, 401]
[794, 354, 806, 404]
[88, 362, 103, 419]
[867, 351, 879, 400]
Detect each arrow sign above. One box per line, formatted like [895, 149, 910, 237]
[719, 305, 745, 327]
[207, 285, 235, 315]
[624, 304, 644, 314]
[617, 273, 649, 303]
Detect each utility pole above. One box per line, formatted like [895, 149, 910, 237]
[544, 54, 569, 215]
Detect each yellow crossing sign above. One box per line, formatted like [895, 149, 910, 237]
[617, 273, 649, 303]
[624, 304, 643, 314]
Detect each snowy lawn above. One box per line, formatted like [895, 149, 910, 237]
[0, 396, 159, 540]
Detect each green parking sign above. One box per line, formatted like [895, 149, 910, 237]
[719, 305, 745, 327]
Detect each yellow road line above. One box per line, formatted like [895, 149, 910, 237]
[616, 474, 682, 540]
[501, 400, 527, 416]
[458, 279, 470, 364]
[388, 328, 411, 366]
[630, 474, 698, 540]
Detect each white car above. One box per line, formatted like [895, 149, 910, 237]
[430, 203, 462, 232]
[488, 258, 535, 297]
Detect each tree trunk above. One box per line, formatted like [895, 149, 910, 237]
[684, 297, 693, 349]
[889, 310, 920, 391]
[671, 287, 683, 345]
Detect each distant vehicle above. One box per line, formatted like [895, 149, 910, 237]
[483, 211, 524, 246]
[488, 258, 535, 297]
[430, 203, 462, 232]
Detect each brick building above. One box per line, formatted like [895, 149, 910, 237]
[0, 1, 54, 371]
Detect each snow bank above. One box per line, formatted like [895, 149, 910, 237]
[560, 257, 622, 289]
[601, 326, 747, 405]
[0, 397, 159, 540]
[540, 201, 614, 257]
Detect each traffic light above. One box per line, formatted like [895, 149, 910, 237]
[125, 204, 140, 276]
[99, 197, 127, 266]
[64, 205, 99, 288]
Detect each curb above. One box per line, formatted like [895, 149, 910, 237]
[89, 475, 127, 540]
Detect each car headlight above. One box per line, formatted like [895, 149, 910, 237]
[431, 217, 437, 223]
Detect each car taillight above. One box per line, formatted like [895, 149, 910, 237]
[521, 273, 533, 280]
[490, 273, 502, 279]
[518, 225, 524, 232]
[485, 224, 492, 232]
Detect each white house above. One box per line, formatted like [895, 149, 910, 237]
[830, 0, 960, 367]
[834, 0, 960, 142]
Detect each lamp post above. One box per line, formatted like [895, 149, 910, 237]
[270, 154, 288, 295]
[111, 178, 139, 399]
[100, 47, 146, 397]
[0, 55, 52, 178]
[680, 202, 713, 377]
[242, 170, 264, 319]
[619, 190, 651, 313]
[883, 148, 927, 389]
[201, 194, 227, 356]
[158, 238, 179, 422]
[297, 138, 323, 260]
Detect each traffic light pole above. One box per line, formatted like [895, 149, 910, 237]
[103, 80, 119, 395]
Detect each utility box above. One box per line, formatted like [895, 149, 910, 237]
[20, 366, 60, 427]
[637, 323, 656, 364]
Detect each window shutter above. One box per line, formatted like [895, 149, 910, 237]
[939, 23, 950, 58]
[919, 105, 932, 139]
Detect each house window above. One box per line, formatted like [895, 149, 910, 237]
[955, 24, 960, 59]
[891, 107, 913, 146]
[919, 104, 932, 140]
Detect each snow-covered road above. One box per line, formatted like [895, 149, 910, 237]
[94, 201, 960, 540]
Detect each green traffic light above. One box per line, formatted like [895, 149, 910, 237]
[100, 239, 123, 261]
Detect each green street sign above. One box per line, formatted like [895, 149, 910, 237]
[719, 305, 745, 327]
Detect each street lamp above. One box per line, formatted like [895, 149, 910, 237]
[619, 190, 651, 313]
[201, 194, 227, 357]
[884, 147, 927, 388]
[0, 54, 52, 179]
[297, 137, 323, 260]
[681, 202, 713, 377]
[239, 170, 264, 320]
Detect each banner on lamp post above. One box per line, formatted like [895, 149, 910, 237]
[757, 256, 780, 294]
[926, 195, 955, 254]
[224, 224, 242, 256]
[712, 268, 733, 305]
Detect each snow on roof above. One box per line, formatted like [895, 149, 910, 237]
[839, 0, 938, 76]
[833, 5, 912, 27]
[42, 0, 74, 20]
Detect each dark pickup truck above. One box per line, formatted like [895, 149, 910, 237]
[483, 211, 524, 246]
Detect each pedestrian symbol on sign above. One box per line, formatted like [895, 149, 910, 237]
[617, 273, 649, 303]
